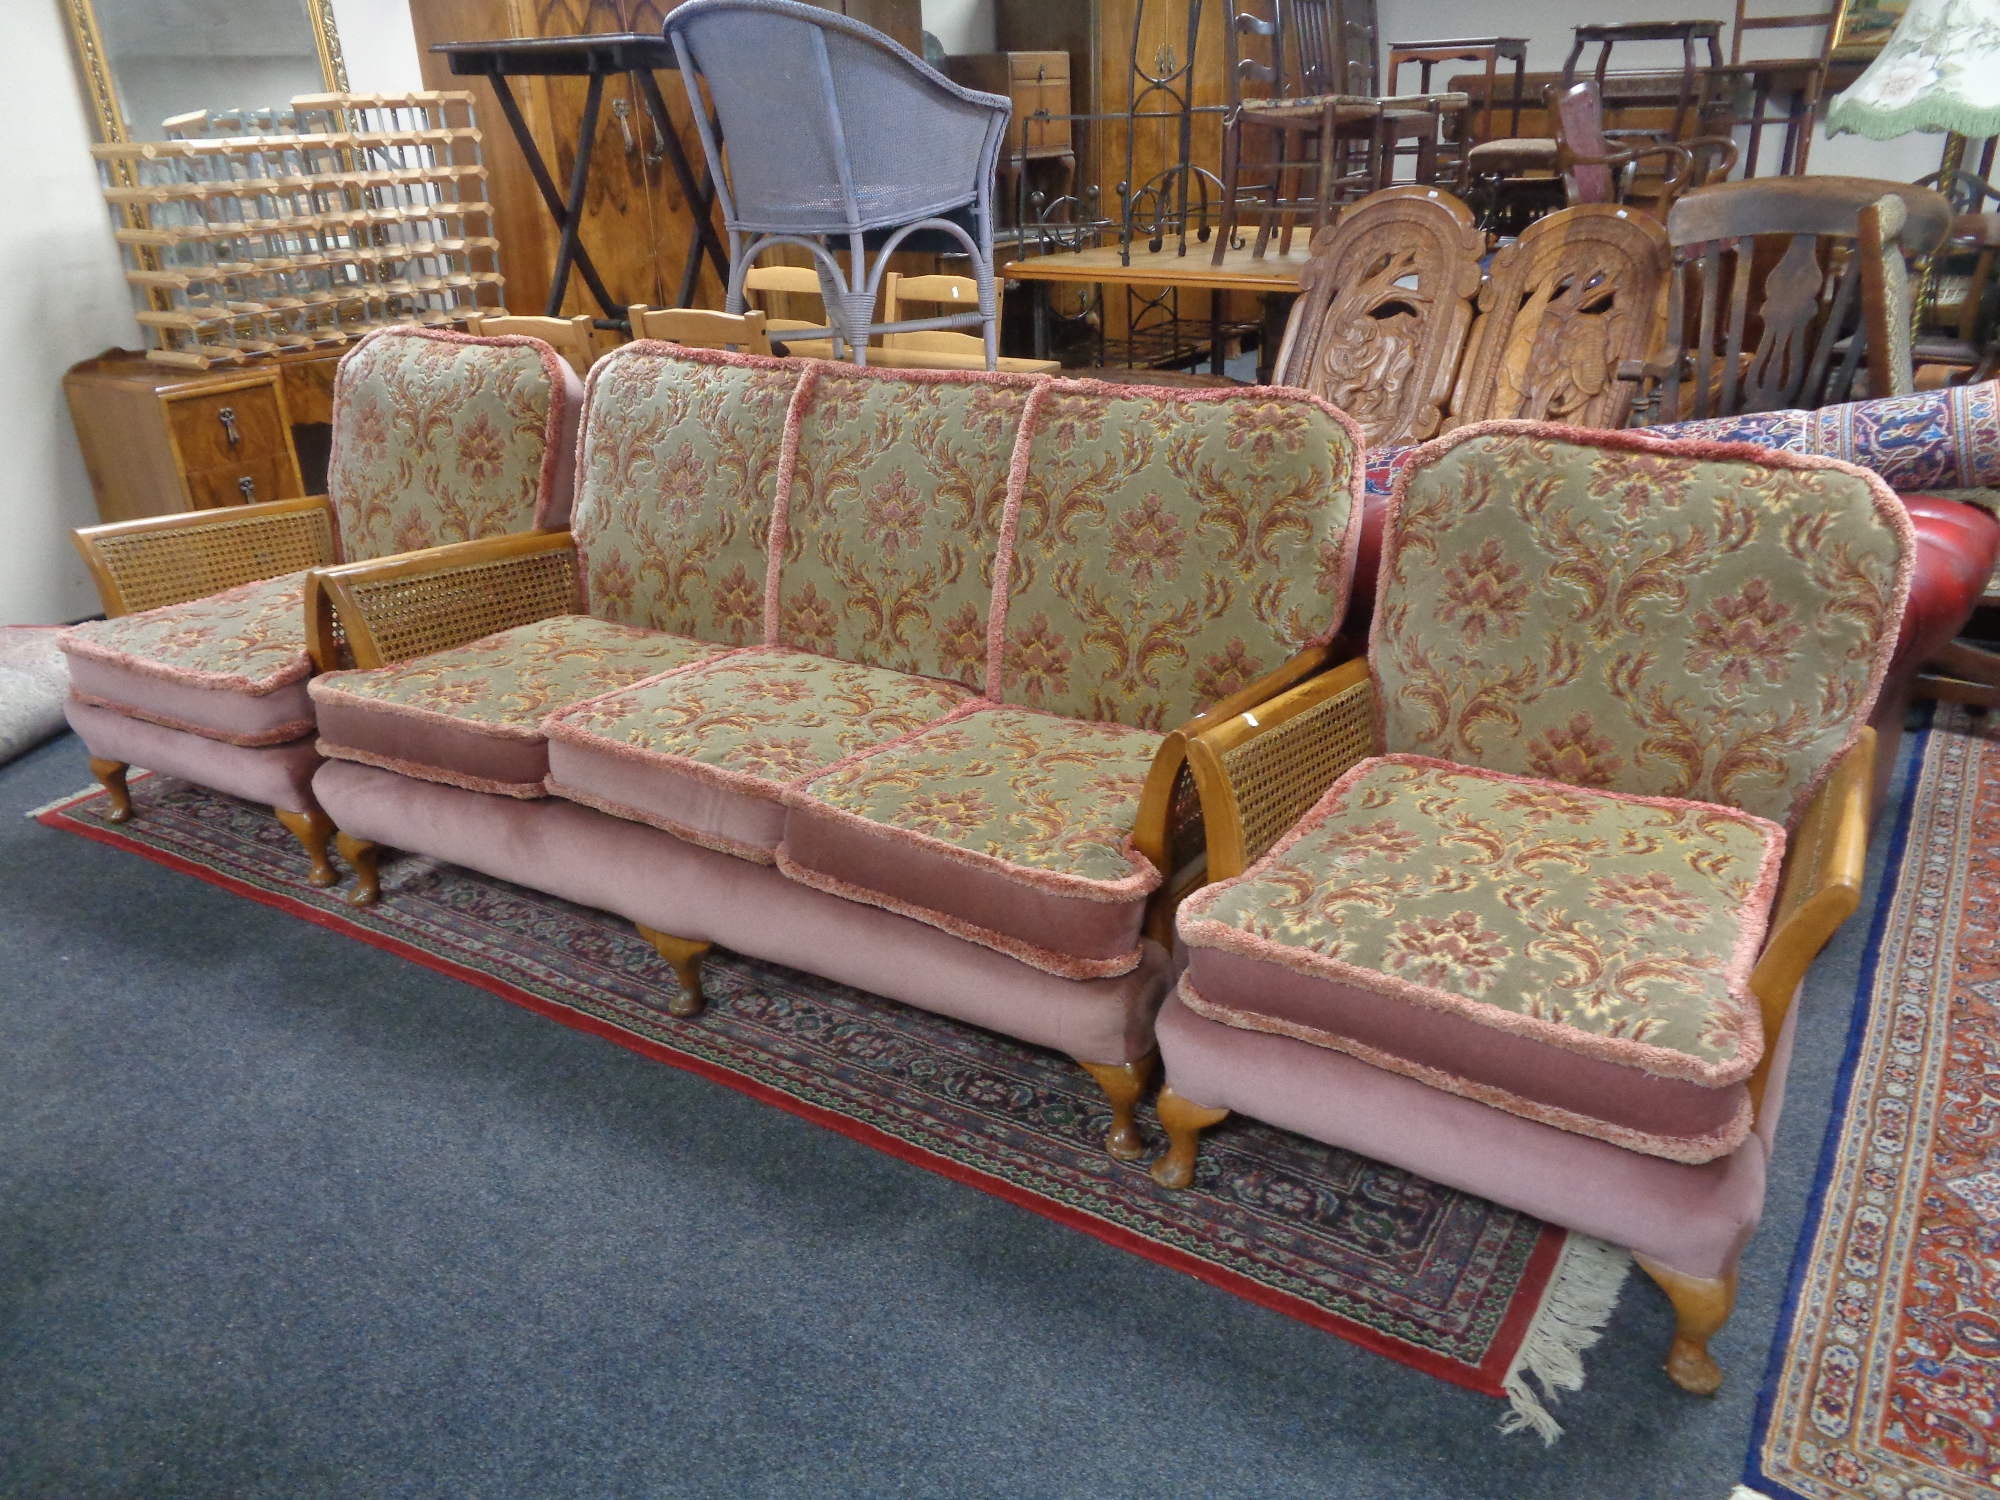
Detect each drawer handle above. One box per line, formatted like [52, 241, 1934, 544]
[238, 475, 257, 503]
[218, 406, 241, 448]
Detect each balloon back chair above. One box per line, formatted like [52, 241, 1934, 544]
[664, 0, 1011, 369]
[1153, 423, 1912, 1400]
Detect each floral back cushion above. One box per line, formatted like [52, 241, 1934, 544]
[327, 327, 578, 562]
[571, 344, 804, 646]
[1373, 425, 1914, 825]
[776, 365, 1038, 688]
[1001, 382, 1363, 730]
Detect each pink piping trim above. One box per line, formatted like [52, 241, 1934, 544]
[985, 380, 1053, 698]
[58, 631, 310, 697]
[1177, 751, 1787, 1086]
[773, 847, 1145, 981]
[332, 326, 578, 550]
[313, 739, 545, 800]
[66, 688, 314, 749]
[764, 364, 822, 646]
[1174, 974, 1755, 1164]
[1367, 418, 1919, 830]
[543, 776, 780, 865]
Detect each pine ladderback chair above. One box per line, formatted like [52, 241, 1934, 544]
[60, 326, 583, 883]
[627, 305, 774, 354]
[465, 311, 599, 375]
[878, 272, 1060, 372]
[665, 0, 1011, 369]
[1153, 424, 1912, 1401]
[1640, 176, 1953, 422]
[1268, 185, 1486, 446]
[1447, 202, 1671, 430]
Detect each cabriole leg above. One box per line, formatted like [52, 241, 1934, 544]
[1078, 1053, 1155, 1162]
[91, 757, 132, 823]
[636, 924, 711, 1018]
[335, 833, 380, 907]
[1149, 1084, 1230, 1189]
[1634, 1253, 1738, 1396]
[274, 808, 338, 888]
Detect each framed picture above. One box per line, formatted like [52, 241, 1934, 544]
[1830, 0, 1909, 58]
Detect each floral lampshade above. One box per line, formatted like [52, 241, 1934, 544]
[1826, 0, 2000, 139]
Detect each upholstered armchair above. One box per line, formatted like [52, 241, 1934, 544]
[1153, 424, 1912, 1395]
[60, 326, 583, 882]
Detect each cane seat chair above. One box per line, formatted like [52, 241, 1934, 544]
[1153, 424, 1912, 1396]
[665, 0, 1011, 369]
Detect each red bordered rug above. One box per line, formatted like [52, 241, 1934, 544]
[37, 772, 1631, 1439]
[1746, 705, 2000, 1497]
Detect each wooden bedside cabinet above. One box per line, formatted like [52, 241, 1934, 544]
[64, 355, 308, 524]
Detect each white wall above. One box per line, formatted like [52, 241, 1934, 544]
[0, 0, 424, 627]
[921, 0, 995, 56]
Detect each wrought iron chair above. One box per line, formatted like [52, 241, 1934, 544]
[663, 0, 1011, 368]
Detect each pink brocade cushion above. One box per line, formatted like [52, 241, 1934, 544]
[58, 571, 315, 746]
[1175, 755, 1788, 1163]
[542, 647, 977, 862]
[778, 705, 1165, 980]
[310, 616, 729, 797]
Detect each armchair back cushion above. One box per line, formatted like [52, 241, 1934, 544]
[327, 326, 584, 562]
[571, 342, 800, 645]
[776, 363, 1039, 686]
[1004, 382, 1364, 730]
[1371, 423, 1914, 825]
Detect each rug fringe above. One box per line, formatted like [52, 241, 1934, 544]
[1497, 1234, 1631, 1443]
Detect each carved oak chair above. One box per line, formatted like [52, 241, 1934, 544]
[1268, 185, 1486, 447]
[59, 326, 583, 883]
[1447, 202, 1672, 430]
[1153, 424, 1911, 1396]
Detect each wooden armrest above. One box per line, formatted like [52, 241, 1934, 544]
[72, 496, 336, 617]
[1132, 641, 1338, 945]
[1178, 655, 1377, 887]
[306, 530, 580, 672]
[1744, 728, 1875, 1118]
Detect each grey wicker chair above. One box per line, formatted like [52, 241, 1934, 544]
[664, 0, 1011, 369]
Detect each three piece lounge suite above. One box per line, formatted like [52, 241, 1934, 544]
[58, 324, 1984, 1397]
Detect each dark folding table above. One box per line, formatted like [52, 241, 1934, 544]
[433, 34, 732, 325]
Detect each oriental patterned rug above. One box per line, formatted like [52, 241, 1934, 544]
[1744, 704, 2000, 1499]
[38, 772, 1631, 1440]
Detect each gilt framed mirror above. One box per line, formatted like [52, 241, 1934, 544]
[61, 0, 348, 145]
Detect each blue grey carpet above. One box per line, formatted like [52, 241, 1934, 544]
[0, 723, 1914, 1499]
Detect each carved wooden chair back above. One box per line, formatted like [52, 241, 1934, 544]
[464, 312, 597, 375]
[1269, 186, 1486, 445]
[1656, 176, 1952, 419]
[1447, 202, 1671, 430]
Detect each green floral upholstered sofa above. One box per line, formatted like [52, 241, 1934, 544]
[59, 326, 584, 882]
[305, 344, 1365, 1152]
[1149, 422, 1913, 1400]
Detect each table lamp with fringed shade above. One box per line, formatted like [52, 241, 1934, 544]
[1826, 0, 2000, 180]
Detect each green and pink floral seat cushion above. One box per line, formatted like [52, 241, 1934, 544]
[1178, 425, 1914, 1161]
[542, 648, 977, 861]
[311, 616, 727, 797]
[61, 327, 585, 752]
[1177, 756, 1782, 1162]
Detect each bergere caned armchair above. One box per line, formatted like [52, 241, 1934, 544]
[60, 326, 583, 882]
[1153, 422, 1913, 1400]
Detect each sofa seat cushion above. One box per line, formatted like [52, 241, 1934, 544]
[311, 615, 726, 797]
[1175, 754, 1788, 1163]
[779, 705, 1165, 980]
[543, 647, 977, 862]
[59, 571, 315, 747]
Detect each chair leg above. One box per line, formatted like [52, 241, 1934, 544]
[636, 924, 711, 1018]
[90, 757, 132, 824]
[1149, 1084, 1230, 1188]
[1917, 640, 2000, 708]
[336, 833, 380, 906]
[274, 808, 338, 888]
[1078, 1053, 1155, 1161]
[1212, 117, 1242, 266]
[1633, 1253, 1737, 1395]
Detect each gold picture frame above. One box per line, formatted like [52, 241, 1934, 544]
[1829, 0, 1909, 59]
[59, 0, 349, 148]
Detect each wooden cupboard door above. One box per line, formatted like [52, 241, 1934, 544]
[184, 454, 293, 510]
[164, 384, 290, 473]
